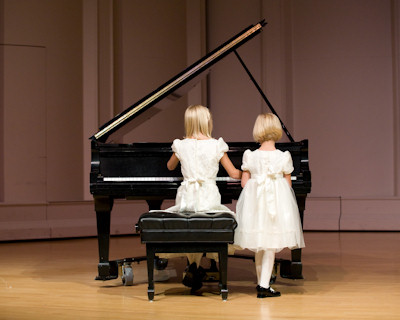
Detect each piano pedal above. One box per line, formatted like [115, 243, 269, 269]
[269, 262, 278, 285]
[204, 259, 219, 282]
[154, 257, 169, 270]
[204, 271, 220, 282]
[182, 270, 220, 283]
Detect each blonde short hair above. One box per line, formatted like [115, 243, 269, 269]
[253, 113, 283, 143]
[184, 105, 213, 138]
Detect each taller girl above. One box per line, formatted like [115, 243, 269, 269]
[165, 104, 241, 291]
[234, 113, 305, 298]
[166, 104, 242, 213]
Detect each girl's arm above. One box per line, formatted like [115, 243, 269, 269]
[220, 153, 242, 179]
[241, 170, 251, 188]
[167, 153, 180, 171]
[284, 173, 292, 187]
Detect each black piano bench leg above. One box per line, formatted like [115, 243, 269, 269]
[221, 288, 228, 301]
[148, 288, 155, 301]
[218, 246, 229, 301]
[146, 245, 155, 301]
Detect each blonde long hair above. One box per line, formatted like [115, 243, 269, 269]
[184, 105, 213, 138]
[253, 113, 283, 143]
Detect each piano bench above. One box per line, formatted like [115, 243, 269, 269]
[136, 211, 237, 301]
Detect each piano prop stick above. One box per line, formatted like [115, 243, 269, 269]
[90, 19, 311, 290]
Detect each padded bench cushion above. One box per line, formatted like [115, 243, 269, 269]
[137, 211, 237, 243]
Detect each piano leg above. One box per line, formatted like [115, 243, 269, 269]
[146, 200, 163, 210]
[94, 195, 118, 280]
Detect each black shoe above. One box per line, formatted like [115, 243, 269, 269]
[209, 259, 219, 272]
[182, 262, 197, 288]
[257, 286, 281, 298]
[191, 266, 206, 292]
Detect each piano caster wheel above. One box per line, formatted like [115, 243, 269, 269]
[121, 263, 134, 286]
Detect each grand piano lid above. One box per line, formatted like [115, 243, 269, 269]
[90, 20, 267, 143]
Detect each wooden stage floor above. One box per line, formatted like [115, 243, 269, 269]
[0, 232, 399, 319]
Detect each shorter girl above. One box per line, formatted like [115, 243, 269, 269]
[234, 113, 305, 298]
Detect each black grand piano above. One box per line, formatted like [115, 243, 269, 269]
[90, 20, 311, 283]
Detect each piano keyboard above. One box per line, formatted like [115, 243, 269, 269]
[103, 176, 296, 182]
[103, 177, 240, 182]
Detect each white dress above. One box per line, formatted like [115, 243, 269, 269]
[164, 137, 233, 214]
[234, 149, 305, 252]
[159, 137, 234, 264]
